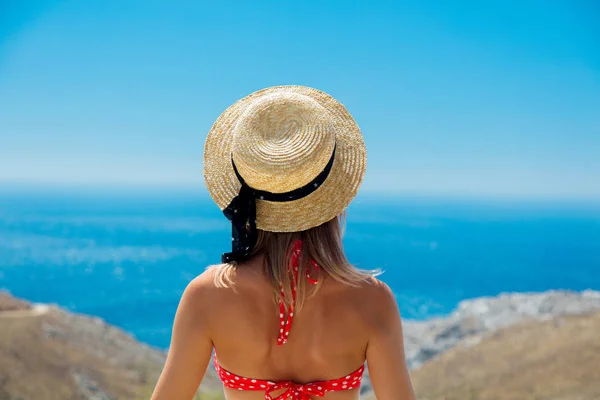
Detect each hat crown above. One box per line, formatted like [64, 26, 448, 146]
[231, 92, 336, 193]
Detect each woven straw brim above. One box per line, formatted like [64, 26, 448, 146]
[203, 86, 366, 233]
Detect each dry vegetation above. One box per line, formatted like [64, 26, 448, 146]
[0, 292, 223, 400]
[403, 312, 600, 400]
[0, 293, 30, 311]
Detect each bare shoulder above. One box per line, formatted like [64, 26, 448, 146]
[186, 266, 218, 292]
[178, 266, 226, 312]
[351, 276, 396, 306]
[172, 265, 239, 333]
[346, 276, 400, 331]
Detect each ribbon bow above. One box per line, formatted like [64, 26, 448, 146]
[221, 179, 257, 264]
[264, 381, 327, 400]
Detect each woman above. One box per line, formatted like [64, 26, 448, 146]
[151, 86, 415, 400]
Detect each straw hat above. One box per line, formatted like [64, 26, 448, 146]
[203, 86, 366, 262]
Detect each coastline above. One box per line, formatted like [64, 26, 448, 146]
[402, 289, 600, 369]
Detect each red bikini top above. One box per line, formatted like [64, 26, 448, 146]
[214, 240, 365, 399]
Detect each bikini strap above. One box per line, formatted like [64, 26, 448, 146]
[277, 239, 319, 345]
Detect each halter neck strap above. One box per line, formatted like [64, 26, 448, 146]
[277, 239, 319, 345]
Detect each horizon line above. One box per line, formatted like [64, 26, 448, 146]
[0, 180, 599, 205]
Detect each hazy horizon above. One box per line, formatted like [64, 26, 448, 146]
[1, 183, 599, 213]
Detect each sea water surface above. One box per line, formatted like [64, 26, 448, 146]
[0, 187, 599, 348]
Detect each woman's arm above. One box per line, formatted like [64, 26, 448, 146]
[366, 281, 416, 400]
[151, 274, 214, 400]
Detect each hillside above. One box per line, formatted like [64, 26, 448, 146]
[401, 290, 600, 371]
[410, 311, 600, 400]
[0, 291, 222, 400]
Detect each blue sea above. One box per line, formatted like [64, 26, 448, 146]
[1, 187, 599, 349]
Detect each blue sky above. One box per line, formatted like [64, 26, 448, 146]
[0, 0, 599, 199]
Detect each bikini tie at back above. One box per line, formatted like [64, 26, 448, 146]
[214, 357, 364, 400]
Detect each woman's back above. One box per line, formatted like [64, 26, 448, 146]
[209, 256, 374, 398]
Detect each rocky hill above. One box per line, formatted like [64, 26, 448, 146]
[0, 291, 221, 400]
[402, 290, 600, 370]
[409, 311, 600, 400]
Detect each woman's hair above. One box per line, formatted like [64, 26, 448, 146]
[213, 214, 378, 311]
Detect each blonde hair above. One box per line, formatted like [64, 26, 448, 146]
[213, 214, 378, 311]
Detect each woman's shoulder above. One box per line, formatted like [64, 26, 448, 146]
[332, 276, 400, 327]
[182, 263, 259, 302]
[323, 274, 395, 307]
[175, 265, 241, 323]
[184, 264, 235, 295]
[354, 276, 396, 307]
[178, 265, 230, 305]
